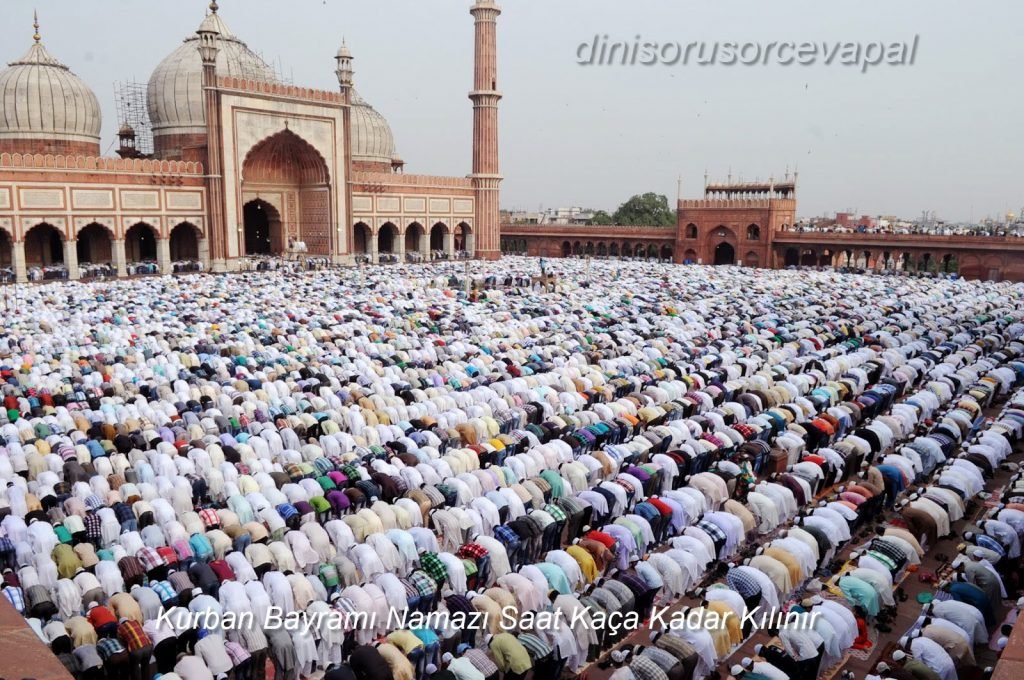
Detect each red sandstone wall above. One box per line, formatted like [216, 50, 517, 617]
[153, 132, 208, 161]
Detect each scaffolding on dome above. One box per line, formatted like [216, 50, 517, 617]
[114, 79, 153, 156]
[254, 49, 293, 86]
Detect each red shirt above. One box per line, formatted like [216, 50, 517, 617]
[646, 497, 673, 517]
[156, 546, 178, 566]
[209, 560, 236, 583]
[585, 531, 616, 550]
[87, 605, 117, 629]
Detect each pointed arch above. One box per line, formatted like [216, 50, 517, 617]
[170, 222, 202, 261]
[76, 223, 114, 270]
[430, 222, 449, 252]
[125, 222, 158, 262]
[405, 222, 425, 256]
[242, 129, 330, 185]
[378, 222, 398, 254]
[24, 223, 65, 271]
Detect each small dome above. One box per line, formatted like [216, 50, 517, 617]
[336, 43, 352, 60]
[147, 11, 277, 138]
[118, 123, 136, 137]
[350, 89, 396, 166]
[0, 36, 101, 149]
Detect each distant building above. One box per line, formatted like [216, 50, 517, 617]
[506, 207, 599, 225]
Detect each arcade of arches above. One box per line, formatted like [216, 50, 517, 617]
[0, 220, 207, 279]
[346, 220, 472, 263]
[551, 240, 675, 261]
[779, 246, 964, 275]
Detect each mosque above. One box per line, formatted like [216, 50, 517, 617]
[0, 1, 502, 281]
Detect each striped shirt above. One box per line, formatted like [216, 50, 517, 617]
[236, 623, 268, 653]
[97, 637, 127, 660]
[409, 570, 438, 598]
[725, 567, 762, 599]
[463, 649, 499, 677]
[419, 552, 448, 585]
[517, 633, 552, 660]
[630, 654, 669, 680]
[640, 647, 679, 673]
[696, 520, 727, 550]
[2, 586, 25, 612]
[653, 634, 696, 664]
[136, 547, 165, 571]
[869, 539, 908, 568]
[150, 580, 177, 604]
[117, 620, 151, 652]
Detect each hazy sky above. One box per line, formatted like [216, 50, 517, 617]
[4, 1, 1021, 221]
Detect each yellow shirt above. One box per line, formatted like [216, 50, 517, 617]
[386, 630, 424, 655]
[566, 544, 599, 583]
[764, 547, 802, 589]
[377, 643, 415, 680]
[706, 600, 743, 645]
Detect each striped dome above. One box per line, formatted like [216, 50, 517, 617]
[0, 39, 101, 146]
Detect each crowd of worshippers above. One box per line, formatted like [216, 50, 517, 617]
[723, 382, 1024, 680]
[0, 259, 1022, 680]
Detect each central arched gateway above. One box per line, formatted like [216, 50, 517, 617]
[243, 199, 283, 255]
[713, 242, 735, 265]
[709, 225, 737, 266]
[241, 129, 332, 256]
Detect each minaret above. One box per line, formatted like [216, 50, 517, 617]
[197, 1, 227, 272]
[469, 0, 502, 261]
[335, 41, 355, 264]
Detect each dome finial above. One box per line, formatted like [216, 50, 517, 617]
[33, 9, 41, 44]
[209, 1, 219, 13]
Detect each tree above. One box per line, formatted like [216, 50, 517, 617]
[589, 210, 614, 225]
[612, 192, 676, 226]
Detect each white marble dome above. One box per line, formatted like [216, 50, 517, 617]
[147, 12, 277, 137]
[0, 38, 101, 146]
[351, 89, 396, 166]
